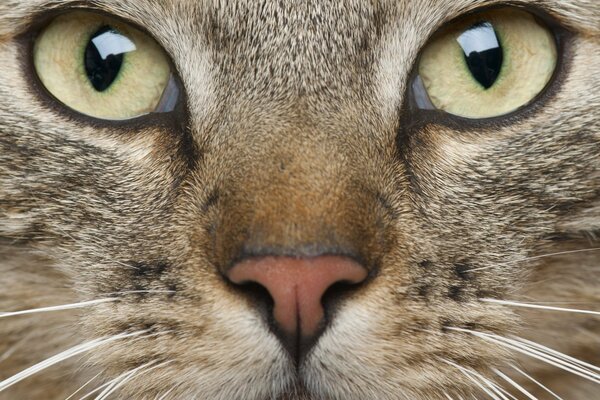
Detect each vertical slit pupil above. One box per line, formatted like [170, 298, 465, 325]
[457, 21, 504, 89]
[84, 26, 126, 92]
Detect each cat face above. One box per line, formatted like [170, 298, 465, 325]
[0, 1, 598, 399]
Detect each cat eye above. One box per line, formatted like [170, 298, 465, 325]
[33, 12, 178, 120]
[415, 8, 557, 119]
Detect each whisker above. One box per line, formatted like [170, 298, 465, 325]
[486, 331, 599, 381]
[441, 358, 502, 400]
[493, 385, 518, 400]
[64, 372, 102, 400]
[102, 290, 176, 297]
[93, 370, 138, 400]
[511, 366, 564, 400]
[78, 374, 125, 400]
[0, 298, 118, 319]
[77, 332, 171, 400]
[95, 361, 161, 400]
[514, 336, 600, 373]
[483, 380, 515, 400]
[0, 333, 33, 363]
[493, 368, 538, 400]
[155, 386, 176, 400]
[444, 392, 455, 400]
[466, 247, 600, 273]
[448, 327, 600, 384]
[481, 298, 600, 316]
[0, 330, 146, 393]
[443, 359, 514, 400]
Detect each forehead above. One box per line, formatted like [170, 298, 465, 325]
[105, 0, 492, 107]
[2, 0, 596, 50]
[2, 0, 594, 71]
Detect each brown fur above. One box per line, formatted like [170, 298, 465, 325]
[0, 1, 598, 399]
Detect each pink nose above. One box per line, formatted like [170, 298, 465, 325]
[227, 256, 368, 337]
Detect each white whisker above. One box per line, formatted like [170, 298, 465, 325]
[511, 366, 564, 400]
[155, 386, 176, 400]
[110, 361, 171, 400]
[493, 385, 518, 400]
[493, 368, 538, 400]
[0, 330, 146, 393]
[0, 298, 118, 318]
[444, 392, 455, 400]
[95, 361, 159, 400]
[483, 331, 599, 381]
[441, 358, 502, 400]
[0, 333, 33, 363]
[482, 379, 514, 400]
[466, 247, 600, 272]
[78, 375, 124, 400]
[481, 298, 600, 316]
[81, 360, 171, 400]
[102, 290, 175, 297]
[93, 371, 137, 400]
[448, 327, 600, 384]
[64, 373, 102, 400]
[443, 358, 513, 400]
[514, 336, 600, 373]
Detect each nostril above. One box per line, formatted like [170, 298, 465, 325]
[232, 281, 275, 318]
[226, 256, 368, 340]
[321, 278, 366, 317]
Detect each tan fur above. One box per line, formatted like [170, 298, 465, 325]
[0, 1, 598, 399]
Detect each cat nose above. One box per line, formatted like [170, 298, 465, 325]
[227, 256, 368, 338]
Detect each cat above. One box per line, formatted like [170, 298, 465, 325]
[0, 0, 598, 399]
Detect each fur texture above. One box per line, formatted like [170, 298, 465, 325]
[0, 1, 598, 399]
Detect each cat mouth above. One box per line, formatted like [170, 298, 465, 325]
[272, 326, 324, 369]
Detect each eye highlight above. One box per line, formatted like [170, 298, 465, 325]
[416, 8, 558, 119]
[33, 12, 177, 121]
[457, 22, 503, 90]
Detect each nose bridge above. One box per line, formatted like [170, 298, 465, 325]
[211, 114, 384, 272]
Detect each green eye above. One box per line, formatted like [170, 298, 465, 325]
[34, 12, 175, 120]
[417, 8, 557, 119]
